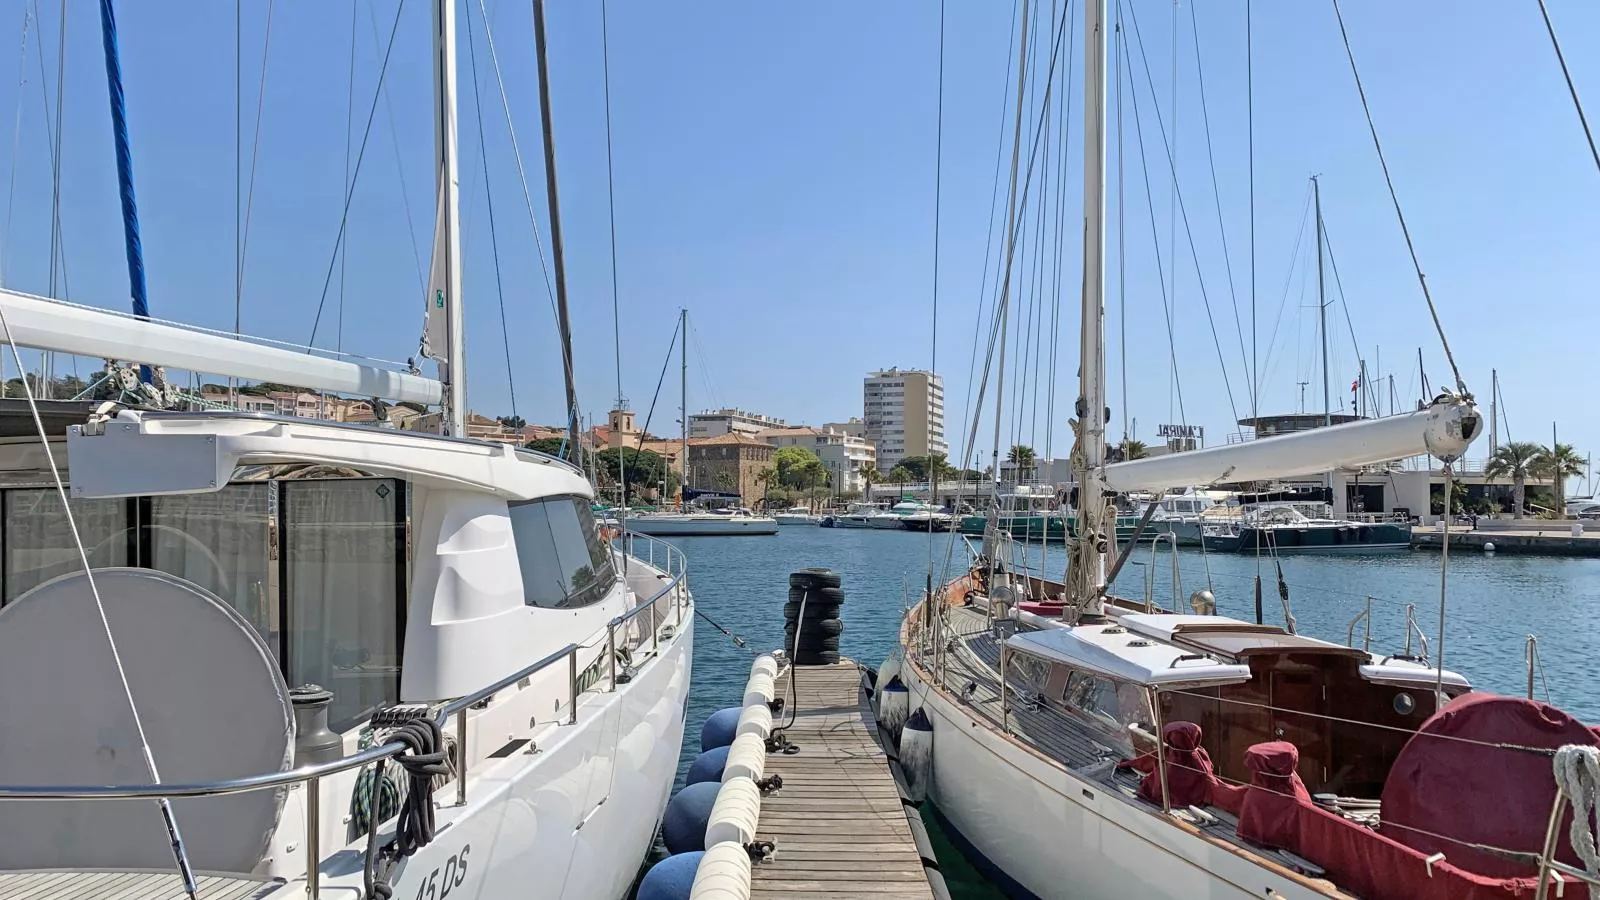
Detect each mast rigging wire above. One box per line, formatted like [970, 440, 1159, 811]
[600, 0, 627, 512]
[0, 310, 201, 898]
[1119, 25, 1187, 426]
[463, 0, 517, 419]
[927, 0, 945, 592]
[1534, 0, 1600, 179]
[1330, 0, 1467, 395]
[2, 5, 33, 288]
[307, 0, 406, 348]
[234, 1, 275, 334]
[1187, 1, 1247, 396]
[1246, 0, 1256, 418]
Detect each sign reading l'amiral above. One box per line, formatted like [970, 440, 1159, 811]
[1156, 424, 1203, 440]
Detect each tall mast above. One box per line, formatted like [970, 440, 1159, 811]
[680, 308, 688, 506]
[991, 0, 1031, 493]
[428, 0, 466, 435]
[1069, 0, 1109, 616]
[1315, 176, 1329, 429]
[1489, 368, 1498, 453]
[532, 0, 580, 460]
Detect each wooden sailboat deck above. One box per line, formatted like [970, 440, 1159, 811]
[0, 871, 278, 899]
[752, 661, 934, 899]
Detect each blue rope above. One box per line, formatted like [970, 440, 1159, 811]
[97, 0, 151, 382]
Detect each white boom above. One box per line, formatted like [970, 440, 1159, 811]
[1100, 396, 1481, 493]
[0, 289, 443, 406]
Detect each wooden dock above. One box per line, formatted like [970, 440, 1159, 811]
[752, 660, 934, 899]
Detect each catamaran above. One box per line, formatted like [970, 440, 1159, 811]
[0, 3, 692, 898]
[890, 1, 1600, 897]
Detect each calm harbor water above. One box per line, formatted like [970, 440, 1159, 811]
[664, 526, 1600, 896]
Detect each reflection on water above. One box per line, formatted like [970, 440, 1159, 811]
[667, 527, 1600, 897]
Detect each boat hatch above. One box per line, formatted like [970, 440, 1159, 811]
[1119, 613, 1365, 662]
[1007, 625, 1252, 688]
[1360, 657, 1471, 691]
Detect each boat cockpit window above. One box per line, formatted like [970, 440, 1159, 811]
[509, 495, 617, 609]
[0, 475, 408, 734]
[1005, 650, 1153, 765]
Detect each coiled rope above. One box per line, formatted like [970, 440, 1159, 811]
[1554, 744, 1600, 877]
[363, 718, 451, 899]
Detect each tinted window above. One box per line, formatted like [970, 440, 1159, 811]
[510, 497, 617, 609]
[3, 490, 129, 603]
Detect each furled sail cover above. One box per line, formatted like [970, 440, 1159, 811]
[1381, 691, 1599, 879]
[0, 568, 294, 873]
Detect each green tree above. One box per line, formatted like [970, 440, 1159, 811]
[1535, 442, 1584, 514]
[858, 464, 880, 502]
[888, 464, 917, 484]
[1485, 441, 1543, 516]
[774, 445, 824, 489]
[497, 415, 527, 431]
[893, 456, 931, 482]
[1007, 444, 1037, 481]
[1118, 438, 1149, 460]
[525, 437, 567, 457]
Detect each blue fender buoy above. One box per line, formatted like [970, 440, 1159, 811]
[686, 745, 731, 785]
[699, 706, 742, 752]
[637, 850, 704, 899]
[662, 781, 721, 854]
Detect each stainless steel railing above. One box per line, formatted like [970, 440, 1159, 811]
[0, 530, 690, 897]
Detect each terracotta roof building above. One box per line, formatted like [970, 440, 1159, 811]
[686, 433, 774, 505]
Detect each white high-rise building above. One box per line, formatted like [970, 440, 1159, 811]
[863, 368, 947, 474]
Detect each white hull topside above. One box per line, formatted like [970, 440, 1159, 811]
[271, 568, 694, 900]
[898, 651, 1325, 900]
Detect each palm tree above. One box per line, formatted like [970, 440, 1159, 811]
[1536, 442, 1583, 514]
[926, 452, 954, 506]
[755, 467, 777, 503]
[1007, 444, 1037, 482]
[858, 464, 879, 503]
[1485, 441, 1543, 517]
[1118, 438, 1149, 460]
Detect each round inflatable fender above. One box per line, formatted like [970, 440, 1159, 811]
[700, 706, 742, 752]
[662, 782, 721, 855]
[637, 849, 704, 899]
[686, 745, 731, 786]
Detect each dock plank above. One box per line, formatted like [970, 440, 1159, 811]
[752, 660, 934, 899]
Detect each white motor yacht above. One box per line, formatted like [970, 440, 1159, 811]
[627, 507, 779, 536]
[773, 506, 822, 525]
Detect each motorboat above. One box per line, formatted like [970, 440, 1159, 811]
[831, 502, 882, 528]
[773, 506, 822, 525]
[1200, 504, 1412, 553]
[627, 507, 779, 536]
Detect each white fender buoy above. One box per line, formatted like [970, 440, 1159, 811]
[899, 708, 934, 803]
[723, 732, 767, 784]
[879, 676, 910, 744]
[750, 654, 779, 680]
[874, 652, 902, 711]
[736, 703, 772, 742]
[704, 776, 762, 849]
[743, 671, 776, 708]
[689, 840, 752, 900]
[1484, 541, 1496, 553]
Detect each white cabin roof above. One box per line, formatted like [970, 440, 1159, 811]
[65, 409, 590, 502]
[1360, 657, 1472, 691]
[1007, 622, 1253, 688]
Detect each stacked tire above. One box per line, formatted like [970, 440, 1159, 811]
[785, 568, 844, 666]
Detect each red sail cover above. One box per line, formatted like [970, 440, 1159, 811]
[1381, 692, 1600, 878]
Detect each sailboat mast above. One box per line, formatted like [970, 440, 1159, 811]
[532, 0, 580, 460]
[1315, 176, 1329, 428]
[1069, 0, 1109, 615]
[431, 0, 466, 436]
[680, 308, 688, 507]
[1489, 368, 1498, 453]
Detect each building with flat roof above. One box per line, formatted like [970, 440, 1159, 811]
[686, 433, 775, 505]
[688, 408, 787, 438]
[864, 368, 947, 474]
[756, 426, 877, 492]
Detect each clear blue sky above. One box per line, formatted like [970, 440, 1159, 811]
[2, 1, 1597, 487]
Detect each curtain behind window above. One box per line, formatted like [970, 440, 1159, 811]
[3, 490, 128, 603]
[149, 485, 274, 653]
[284, 479, 401, 732]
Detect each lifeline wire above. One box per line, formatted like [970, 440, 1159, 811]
[0, 312, 199, 898]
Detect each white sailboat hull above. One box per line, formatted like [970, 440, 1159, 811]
[899, 655, 1327, 900]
